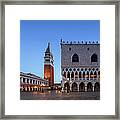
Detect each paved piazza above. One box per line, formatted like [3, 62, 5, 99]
[20, 90, 100, 100]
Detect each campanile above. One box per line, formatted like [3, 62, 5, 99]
[44, 43, 54, 87]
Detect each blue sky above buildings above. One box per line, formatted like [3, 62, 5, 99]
[20, 20, 100, 83]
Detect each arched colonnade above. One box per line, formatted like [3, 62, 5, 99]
[63, 81, 100, 92]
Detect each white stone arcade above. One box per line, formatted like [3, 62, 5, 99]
[61, 67, 100, 92]
[20, 72, 49, 92]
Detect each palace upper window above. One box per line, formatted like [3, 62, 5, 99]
[72, 53, 79, 62]
[91, 53, 98, 62]
[69, 47, 71, 51]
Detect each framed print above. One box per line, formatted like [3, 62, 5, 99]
[0, 0, 119, 119]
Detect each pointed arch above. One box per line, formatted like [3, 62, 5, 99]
[72, 82, 78, 92]
[79, 82, 85, 92]
[86, 71, 89, 79]
[72, 53, 79, 62]
[98, 71, 100, 75]
[75, 71, 78, 78]
[67, 71, 70, 80]
[94, 71, 97, 78]
[71, 71, 74, 78]
[94, 82, 100, 92]
[87, 82, 93, 92]
[64, 82, 70, 91]
[63, 72, 66, 78]
[90, 71, 93, 78]
[91, 53, 98, 62]
[79, 71, 81, 78]
[98, 71, 100, 78]
[83, 71, 85, 78]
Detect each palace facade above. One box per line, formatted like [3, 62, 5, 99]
[61, 40, 100, 92]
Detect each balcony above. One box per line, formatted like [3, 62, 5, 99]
[79, 78, 100, 81]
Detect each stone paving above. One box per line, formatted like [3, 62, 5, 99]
[20, 90, 100, 100]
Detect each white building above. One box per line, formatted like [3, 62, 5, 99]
[61, 40, 100, 92]
[20, 72, 49, 91]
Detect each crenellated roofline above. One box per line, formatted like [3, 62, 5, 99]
[60, 39, 100, 45]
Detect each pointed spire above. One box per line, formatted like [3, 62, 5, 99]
[46, 42, 50, 53]
[61, 38, 62, 43]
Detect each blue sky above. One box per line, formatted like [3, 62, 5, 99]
[20, 20, 100, 83]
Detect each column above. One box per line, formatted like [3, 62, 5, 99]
[31, 87, 33, 91]
[92, 84, 94, 92]
[81, 71, 83, 80]
[37, 80, 39, 85]
[85, 71, 87, 81]
[77, 83, 79, 92]
[65, 72, 67, 78]
[32, 80, 34, 85]
[66, 72, 67, 80]
[70, 84, 72, 91]
[25, 78, 27, 84]
[78, 72, 79, 81]
[29, 79, 31, 84]
[61, 82, 64, 92]
[29, 86, 31, 91]
[70, 72, 71, 81]
[85, 86, 87, 92]
[74, 72, 75, 81]
[28, 87, 30, 91]
[62, 71, 64, 78]
[85, 83, 87, 92]
[25, 86, 27, 91]
[21, 77, 23, 83]
[89, 72, 90, 80]
[93, 71, 95, 81]
[97, 71, 99, 81]
[22, 86, 24, 91]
